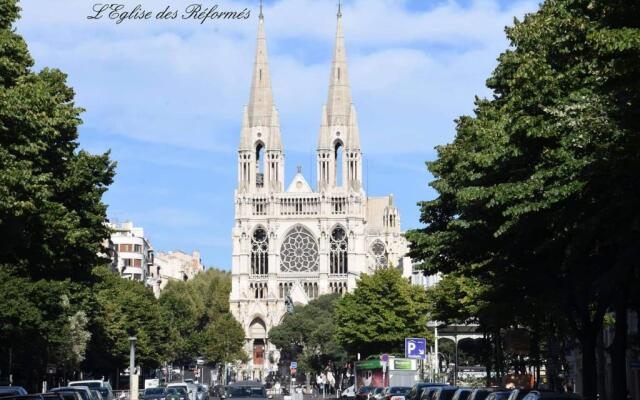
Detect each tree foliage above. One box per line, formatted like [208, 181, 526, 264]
[0, 0, 115, 283]
[270, 294, 347, 376]
[407, 0, 640, 398]
[159, 269, 245, 366]
[334, 268, 431, 357]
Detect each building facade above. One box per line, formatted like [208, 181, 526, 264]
[108, 221, 154, 283]
[229, 8, 411, 380]
[150, 250, 205, 296]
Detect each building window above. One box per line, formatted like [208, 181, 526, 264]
[280, 225, 319, 273]
[251, 228, 269, 275]
[279, 282, 293, 298]
[303, 282, 319, 299]
[329, 281, 347, 294]
[250, 282, 267, 299]
[119, 243, 133, 252]
[133, 259, 142, 267]
[134, 244, 142, 252]
[123, 258, 132, 267]
[330, 226, 348, 274]
[370, 240, 388, 269]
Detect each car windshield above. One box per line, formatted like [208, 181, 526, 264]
[359, 387, 374, 393]
[440, 391, 458, 400]
[145, 389, 165, 395]
[390, 388, 411, 395]
[225, 387, 266, 398]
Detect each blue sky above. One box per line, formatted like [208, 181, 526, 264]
[16, 0, 539, 269]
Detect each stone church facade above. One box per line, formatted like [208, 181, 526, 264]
[229, 7, 411, 380]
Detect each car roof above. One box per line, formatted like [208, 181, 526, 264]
[228, 382, 265, 387]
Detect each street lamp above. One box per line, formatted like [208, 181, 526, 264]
[129, 337, 139, 400]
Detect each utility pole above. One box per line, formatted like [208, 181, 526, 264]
[129, 337, 139, 400]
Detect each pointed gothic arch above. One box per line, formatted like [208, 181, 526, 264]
[334, 139, 344, 187]
[255, 141, 265, 187]
[251, 226, 269, 275]
[330, 225, 348, 274]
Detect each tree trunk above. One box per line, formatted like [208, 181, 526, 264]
[609, 292, 628, 400]
[581, 332, 598, 400]
[596, 329, 607, 400]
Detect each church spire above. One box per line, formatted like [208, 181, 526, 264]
[239, 5, 284, 193]
[246, 3, 275, 129]
[325, 6, 352, 128]
[317, 5, 362, 191]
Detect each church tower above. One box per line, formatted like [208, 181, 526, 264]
[317, 5, 363, 192]
[238, 5, 284, 193]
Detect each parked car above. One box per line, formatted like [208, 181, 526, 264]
[433, 387, 459, 400]
[51, 386, 94, 400]
[451, 389, 473, 400]
[223, 381, 269, 400]
[506, 390, 532, 400]
[141, 387, 166, 400]
[196, 386, 208, 400]
[407, 384, 446, 400]
[68, 381, 113, 400]
[167, 383, 197, 400]
[48, 392, 83, 400]
[384, 386, 412, 400]
[166, 387, 189, 400]
[341, 385, 356, 399]
[355, 387, 374, 400]
[0, 395, 63, 400]
[468, 388, 504, 400]
[0, 387, 28, 397]
[485, 392, 512, 400]
[420, 386, 446, 400]
[521, 392, 582, 400]
[371, 388, 385, 400]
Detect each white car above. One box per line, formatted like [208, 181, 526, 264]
[167, 382, 198, 400]
[342, 385, 356, 399]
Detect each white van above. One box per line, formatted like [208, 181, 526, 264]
[167, 382, 198, 400]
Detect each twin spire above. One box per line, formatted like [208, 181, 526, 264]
[244, 1, 360, 150]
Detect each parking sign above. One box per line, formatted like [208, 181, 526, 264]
[405, 338, 427, 359]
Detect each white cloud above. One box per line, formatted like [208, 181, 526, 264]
[16, 0, 539, 155]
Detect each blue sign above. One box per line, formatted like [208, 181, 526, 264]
[405, 338, 427, 359]
[290, 361, 297, 369]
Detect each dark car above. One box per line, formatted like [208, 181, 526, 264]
[166, 387, 189, 400]
[433, 387, 459, 400]
[408, 384, 446, 400]
[521, 392, 582, 400]
[0, 387, 28, 397]
[51, 387, 93, 400]
[48, 392, 83, 400]
[421, 387, 448, 400]
[506, 390, 531, 400]
[485, 392, 512, 400]
[451, 389, 472, 400]
[468, 388, 505, 400]
[0, 395, 63, 400]
[142, 388, 166, 400]
[385, 387, 412, 400]
[223, 382, 268, 400]
[355, 387, 374, 400]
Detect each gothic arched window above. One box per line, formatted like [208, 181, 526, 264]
[330, 226, 348, 274]
[334, 140, 344, 187]
[370, 240, 388, 269]
[280, 225, 319, 273]
[251, 227, 269, 275]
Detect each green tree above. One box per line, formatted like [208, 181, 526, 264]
[0, 0, 115, 283]
[407, 1, 640, 398]
[270, 294, 347, 376]
[85, 267, 168, 377]
[159, 269, 244, 366]
[334, 268, 431, 357]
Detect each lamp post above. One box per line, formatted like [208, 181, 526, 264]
[129, 337, 138, 400]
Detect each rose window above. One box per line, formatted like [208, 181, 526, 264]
[280, 225, 319, 272]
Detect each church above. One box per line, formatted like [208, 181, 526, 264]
[229, 5, 412, 380]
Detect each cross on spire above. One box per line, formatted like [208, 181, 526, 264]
[259, 0, 263, 19]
